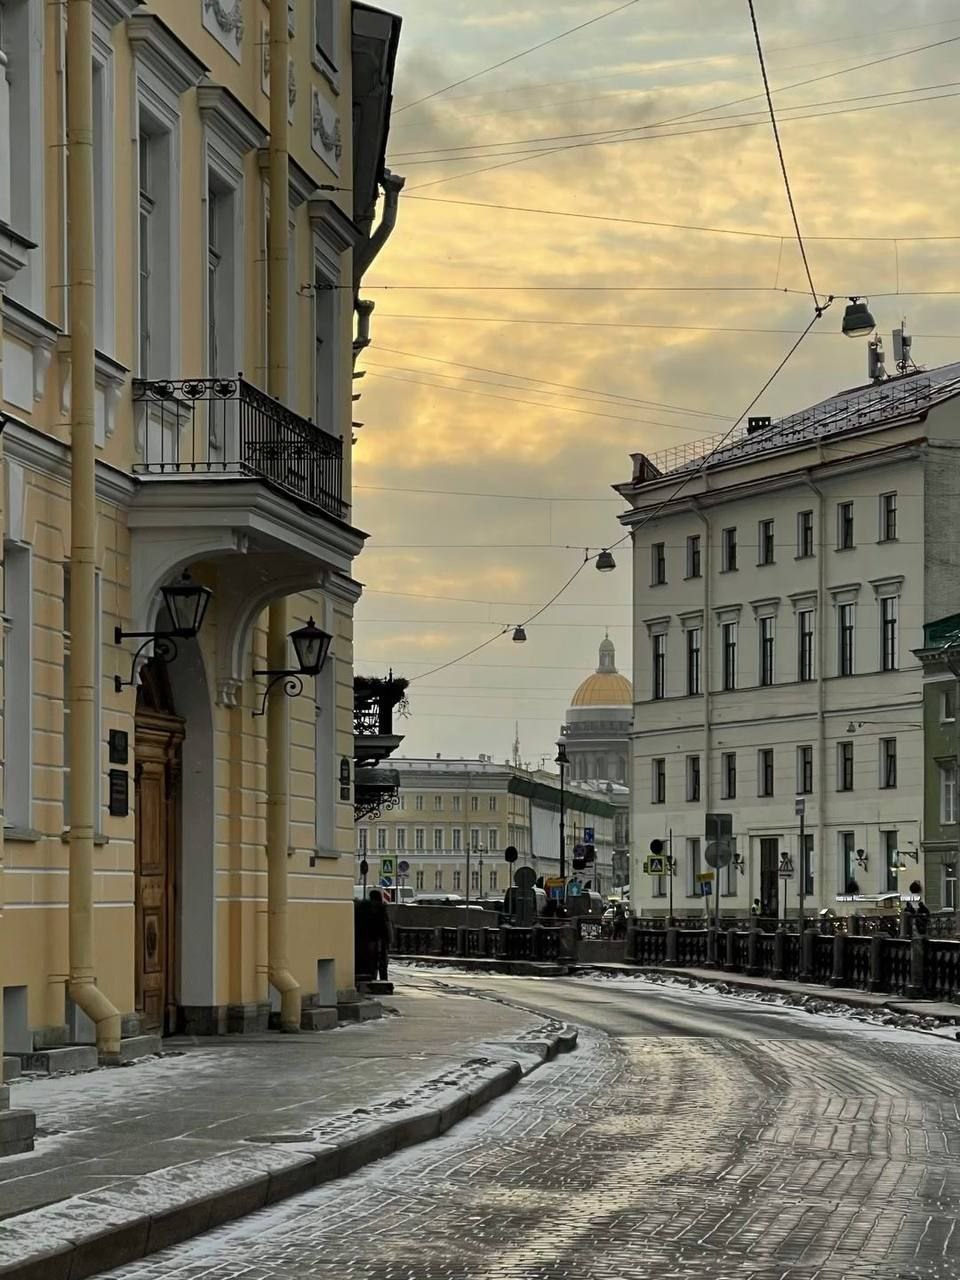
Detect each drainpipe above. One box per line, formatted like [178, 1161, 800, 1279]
[352, 170, 404, 363]
[66, 0, 121, 1057]
[266, 0, 300, 1032]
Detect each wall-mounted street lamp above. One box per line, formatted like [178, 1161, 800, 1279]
[114, 573, 212, 692]
[252, 616, 332, 717]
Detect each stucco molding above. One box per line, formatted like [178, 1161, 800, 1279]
[870, 574, 906, 598]
[2, 296, 58, 401]
[127, 13, 208, 96]
[92, 0, 142, 26]
[197, 82, 268, 155]
[1, 415, 134, 507]
[203, 0, 244, 40]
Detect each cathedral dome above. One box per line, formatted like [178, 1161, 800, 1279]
[570, 636, 632, 707]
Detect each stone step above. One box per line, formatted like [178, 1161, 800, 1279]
[2, 1056, 21, 1082]
[0, 1107, 36, 1157]
[337, 999, 383, 1022]
[113, 1035, 162, 1064]
[300, 1007, 338, 1032]
[358, 980, 394, 996]
[18, 1044, 98, 1075]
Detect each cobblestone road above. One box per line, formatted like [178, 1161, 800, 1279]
[106, 976, 960, 1279]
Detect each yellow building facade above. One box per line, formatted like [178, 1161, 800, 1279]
[0, 0, 402, 1067]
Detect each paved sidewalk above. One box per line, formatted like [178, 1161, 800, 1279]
[0, 979, 547, 1221]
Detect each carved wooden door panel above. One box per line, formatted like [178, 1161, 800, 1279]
[134, 716, 182, 1034]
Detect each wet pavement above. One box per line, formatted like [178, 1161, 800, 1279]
[104, 973, 960, 1279]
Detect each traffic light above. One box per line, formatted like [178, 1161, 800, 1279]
[649, 838, 664, 854]
[504, 845, 519, 864]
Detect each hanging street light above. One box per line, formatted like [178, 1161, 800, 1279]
[252, 616, 333, 717]
[595, 549, 616, 572]
[841, 297, 876, 338]
[512, 625, 527, 643]
[114, 572, 213, 692]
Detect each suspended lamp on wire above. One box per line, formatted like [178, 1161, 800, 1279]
[512, 626, 527, 643]
[595, 549, 616, 572]
[841, 297, 876, 338]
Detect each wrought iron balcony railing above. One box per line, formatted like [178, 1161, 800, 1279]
[132, 376, 344, 519]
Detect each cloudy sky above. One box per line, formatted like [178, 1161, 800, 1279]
[351, 0, 960, 768]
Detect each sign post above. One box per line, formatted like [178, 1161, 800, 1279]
[704, 814, 734, 934]
[795, 797, 806, 940]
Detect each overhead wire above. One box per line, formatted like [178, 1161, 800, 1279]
[370, 314, 960, 337]
[394, 0, 642, 114]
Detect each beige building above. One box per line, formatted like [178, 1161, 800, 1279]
[358, 757, 621, 898]
[0, 0, 403, 1101]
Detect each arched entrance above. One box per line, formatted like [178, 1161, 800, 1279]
[134, 658, 184, 1034]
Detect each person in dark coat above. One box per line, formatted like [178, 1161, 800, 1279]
[366, 889, 392, 981]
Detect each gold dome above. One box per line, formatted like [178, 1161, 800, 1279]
[570, 636, 632, 707]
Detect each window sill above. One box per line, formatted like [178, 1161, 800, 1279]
[4, 826, 43, 843]
[650, 581, 667, 588]
[794, 553, 815, 561]
[878, 538, 898, 545]
[756, 561, 776, 568]
[312, 48, 341, 94]
[835, 545, 856, 553]
[719, 567, 738, 574]
[683, 573, 702, 581]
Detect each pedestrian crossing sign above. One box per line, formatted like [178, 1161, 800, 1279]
[381, 857, 395, 876]
[644, 855, 666, 875]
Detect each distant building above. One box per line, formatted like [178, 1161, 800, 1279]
[915, 615, 960, 910]
[357, 757, 619, 897]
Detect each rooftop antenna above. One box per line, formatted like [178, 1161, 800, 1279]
[892, 319, 915, 376]
[512, 721, 522, 768]
[868, 335, 886, 384]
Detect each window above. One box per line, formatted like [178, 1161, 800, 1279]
[652, 633, 666, 700]
[396, 828, 406, 851]
[687, 837, 702, 896]
[651, 542, 666, 585]
[415, 794, 424, 811]
[838, 603, 855, 677]
[880, 596, 898, 671]
[801, 833, 814, 896]
[686, 755, 701, 802]
[314, 0, 337, 68]
[452, 870, 461, 891]
[797, 510, 814, 558]
[399, 796, 406, 810]
[945, 862, 958, 910]
[433, 828, 444, 851]
[722, 848, 738, 897]
[375, 827, 387, 850]
[415, 827, 425, 850]
[471, 795, 479, 811]
[721, 752, 737, 800]
[941, 687, 957, 723]
[797, 609, 814, 682]
[880, 738, 897, 789]
[721, 622, 737, 691]
[758, 748, 774, 797]
[489, 796, 497, 811]
[62, 566, 102, 831]
[471, 869, 480, 891]
[839, 831, 856, 891]
[883, 830, 899, 892]
[435, 869, 443, 890]
[434, 795, 442, 810]
[1, 0, 44, 308]
[489, 869, 498, 891]
[453, 795, 461, 812]
[686, 627, 701, 696]
[837, 501, 854, 549]
[837, 741, 854, 791]
[207, 186, 222, 373]
[357, 827, 368, 853]
[722, 526, 737, 572]
[758, 518, 775, 565]
[3, 542, 32, 831]
[879, 491, 897, 542]
[651, 758, 666, 804]
[759, 616, 775, 686]
[91, 49, 114, 352]
[940, 763, 957, 825]
[797, 745, 813, 795]
[488, 828, 498, 851]
[452, 828, 462, 851]
[470, 828, 481, 851]
[138, 132, 154, 376]
[686, 534, 702, 578]
[415, 869, 424, 890]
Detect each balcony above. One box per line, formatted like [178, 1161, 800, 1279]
[354, 674, 408, 768]
[133, 376, 344, 520]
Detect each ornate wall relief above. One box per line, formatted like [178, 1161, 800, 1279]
[203, 0, 244, 63]
[311, 87, 342, 176]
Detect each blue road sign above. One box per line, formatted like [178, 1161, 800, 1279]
[701, 882, 712, 896]
[380, 876, 393, 888]
[584, 827, 594, 844]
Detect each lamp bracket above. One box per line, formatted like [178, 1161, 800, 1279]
[252, 670, 304, 718]
[114, 634, 179, 693]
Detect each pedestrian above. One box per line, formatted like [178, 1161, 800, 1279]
[909, 879, 931, 935]
[612, 902, 627, 940]
[750, 899, 761, 917]
[367, 888, 392, 981]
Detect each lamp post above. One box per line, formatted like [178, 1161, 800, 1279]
[556, 740, 569, 879]
[114, 572, 212, 691]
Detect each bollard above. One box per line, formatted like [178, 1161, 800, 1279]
[705, 927, 718, 968]
[907, 934, 926, 998]
[772, 928, 786, 979]
[725, 928, 736, 969]
[868, 933, 885, 992]
[665, 926, 679, 966]
[830, 932, 846, 987]
[800, 927, 815, 982]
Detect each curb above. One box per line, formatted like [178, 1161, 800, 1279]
[0, 1024, 577, 1280]
[394, 953, 571, 977]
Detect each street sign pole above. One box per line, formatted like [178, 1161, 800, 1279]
[668, 828, 674, 925]
[466, 844, 471, 909]
[798, 802, 806, 939]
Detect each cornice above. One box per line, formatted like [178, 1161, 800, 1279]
[308, 198, 363, 254]
[1, 416, 135, 507]
[197, 82, 269, 154]
[127, 13, 208, 96]
[93, 0, 142, 25]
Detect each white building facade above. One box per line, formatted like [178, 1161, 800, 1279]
[618, 365, 960, 917]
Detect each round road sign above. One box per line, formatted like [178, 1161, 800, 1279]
[504, 845, 519, 864]
[704, 837, 734, 869]
[513, 866, 536, 890]
[398, 859, 410, 875]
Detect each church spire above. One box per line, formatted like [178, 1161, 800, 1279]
[597, 634, 617, 673]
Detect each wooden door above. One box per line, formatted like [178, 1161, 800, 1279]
[759, 837, 780, 918]
[134, 712, 183, 1034]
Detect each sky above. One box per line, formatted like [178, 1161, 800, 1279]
[350, 0, 960, 769]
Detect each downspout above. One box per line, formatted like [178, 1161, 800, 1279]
[352, 170, 404, 359]
[66, 0, 121, 1057]
[805, 471, 827, 906]
[266, 0, 300, 1032]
